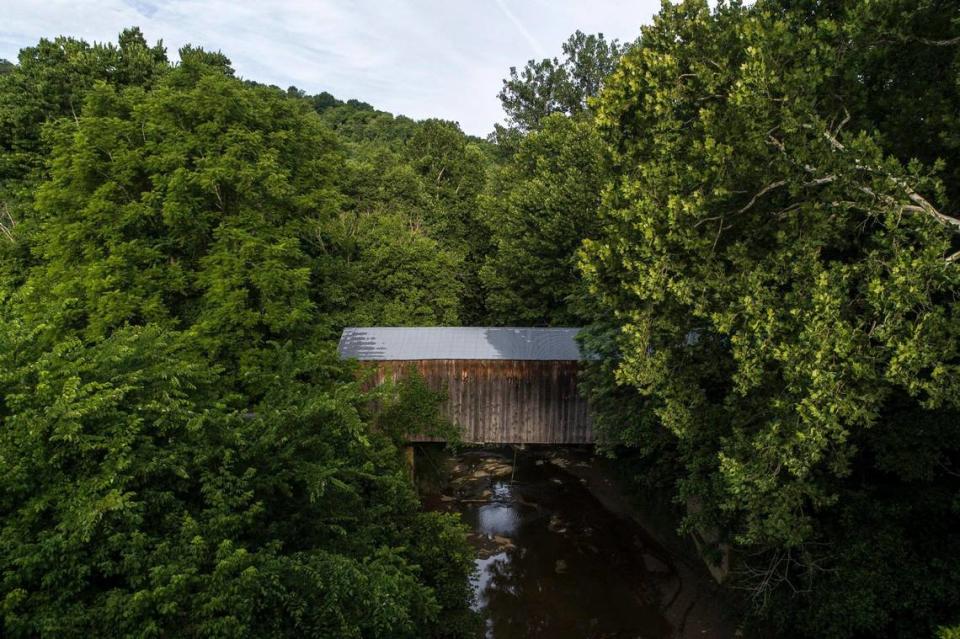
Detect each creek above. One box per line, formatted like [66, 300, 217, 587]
[420, 447, 733, 639]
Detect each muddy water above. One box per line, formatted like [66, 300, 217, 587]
[422, 447, 726, 639]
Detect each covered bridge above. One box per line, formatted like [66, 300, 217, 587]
[338, 327, 593, 444]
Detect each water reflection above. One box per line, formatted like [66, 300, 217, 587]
[477, 503, 522, 537]
[473, 553, 510, 601]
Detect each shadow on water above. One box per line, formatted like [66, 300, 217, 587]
[422, 447, 682, 639]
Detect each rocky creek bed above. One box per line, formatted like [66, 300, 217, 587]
[419, 446, 735, 639]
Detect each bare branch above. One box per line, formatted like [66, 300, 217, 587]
[711, 216, 726, 254]
[835, 107, 850, 135]
[939, 460, 960, 477]
[734, 543, 838, 610]
[914, 35, 960, 47]
[820, 129, 960, 232]
[822, 128, 845, 151]
[898, 181, 960, 230]
[693, 214, 723, 228]
[806, 175, 837, 187]
[0, 202, 16, 243]
[738, 180, 786, 214]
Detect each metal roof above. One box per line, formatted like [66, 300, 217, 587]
[338, 327, 584, 361]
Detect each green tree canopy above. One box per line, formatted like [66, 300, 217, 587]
[481, 114, 606, 325]
[317, 210, 464, 330]
[0, 32, 477, 639]
[580, 1, 960, 636]
[13, 59, 340, 380]
[0, 319, 474, 638]
[498, 30, 629, 133]
[0, 29, 169, 286]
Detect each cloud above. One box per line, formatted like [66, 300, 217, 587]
[0, 0, 662, 136]
[493, 0, 546, 58]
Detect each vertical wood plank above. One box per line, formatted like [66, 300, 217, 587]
[368, 359, 592, 444]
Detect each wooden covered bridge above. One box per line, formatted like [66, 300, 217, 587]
[338, 327, 593, 444]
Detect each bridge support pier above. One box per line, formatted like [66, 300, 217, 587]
[403, 445, 415, 480]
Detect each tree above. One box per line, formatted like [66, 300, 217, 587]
[0, 28, 167, 172]
[316, 210, 464, 331]
[498, 30, 629, 133]
[405, 120, 487, 244]
[399, 119, 490, 322]
[0, 318, 475, 638]
[308, 99, 493, 323]
[0, 29, 169, 286]
[580, 1, 960, 636]
[0, 32, 477, 638]
[773, 0, 960, 210]
[13, 50, 339, 377]
[481, 114, 606, 325]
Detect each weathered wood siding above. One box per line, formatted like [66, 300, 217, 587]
[367, 360, 593, 444]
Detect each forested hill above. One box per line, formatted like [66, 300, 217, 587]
[2, 1, 960, 637]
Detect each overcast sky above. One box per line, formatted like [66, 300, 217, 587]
[0, 0, 662, 136]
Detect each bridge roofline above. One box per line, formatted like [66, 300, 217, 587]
[338, 326, 586, 361]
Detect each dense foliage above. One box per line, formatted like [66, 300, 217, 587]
[578, 1, 960, 636]
[480, 114, 606, 326]
[498, 30, 629, 134]
[483, 1, 960, 636]
[3, 2, 960, 636]
[0, 30, 478, 638]
[311, 99, 491, 325]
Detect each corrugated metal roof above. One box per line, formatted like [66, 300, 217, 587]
[338, 327, 584, 361]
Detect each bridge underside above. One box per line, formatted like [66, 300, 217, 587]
[368, 360, 593, 444]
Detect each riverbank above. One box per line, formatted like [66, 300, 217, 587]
[552, 449, 739, 638]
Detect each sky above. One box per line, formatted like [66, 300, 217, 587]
[0, 0, 663, 136]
